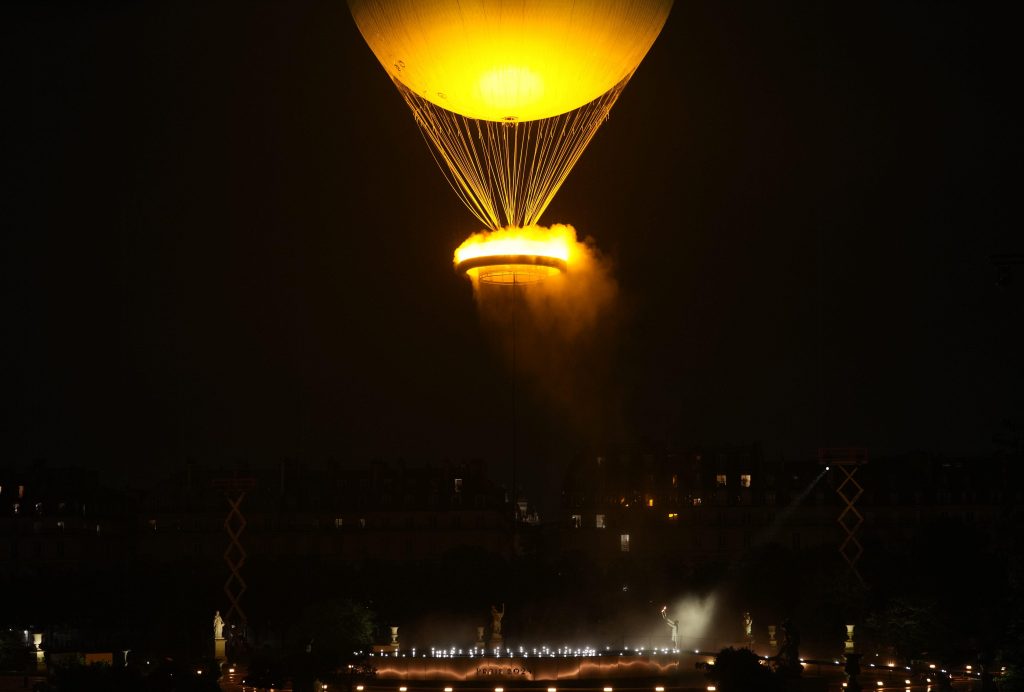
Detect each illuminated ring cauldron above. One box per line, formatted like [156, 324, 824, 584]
[456, 253, 567, 285]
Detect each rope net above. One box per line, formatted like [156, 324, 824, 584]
[395, 74, 632, 230]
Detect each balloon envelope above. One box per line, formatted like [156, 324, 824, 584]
[349, 0, 673, 122]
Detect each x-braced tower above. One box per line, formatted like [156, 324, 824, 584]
[820, 448, 868, 583]
[212, 477, 255, 630]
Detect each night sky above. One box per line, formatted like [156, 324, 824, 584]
[5, 1, 1020, 503]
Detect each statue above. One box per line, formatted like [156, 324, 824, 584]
[771, 620, 802, 678]
[213, 611, 225, 640]
[490, 604, 505, 637]
[743, 612, 753, 642]
[660, 605, 679, 648]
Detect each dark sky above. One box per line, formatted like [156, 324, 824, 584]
[4, 1, 1021, 499]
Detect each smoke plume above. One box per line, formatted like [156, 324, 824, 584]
[458, 224, 622, 447]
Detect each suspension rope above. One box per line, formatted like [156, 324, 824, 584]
[394, 74, 632, 230]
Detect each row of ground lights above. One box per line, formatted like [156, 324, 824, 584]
[363, 683, 976, 692]
[374, 648, 686, 658]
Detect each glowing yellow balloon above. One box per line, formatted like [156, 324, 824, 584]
[349, 0, 673, 122]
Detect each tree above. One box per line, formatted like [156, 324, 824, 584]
[285, 598, 375, 692]
[0, 630, 30, 671]
[863, 597, 945, 664]
[289, 598, 375, 663]
[706, 647, 783, 692]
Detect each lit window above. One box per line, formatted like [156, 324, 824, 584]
[647, 498, 654, 508]
[692, 497, 702, 506]
[668, 513, 678, 520]
[716, 474, 727, 487]
[740, 474, 751, 488]
[571, 514, 582, 528]
[18, 485, 25, 499]
[454, 478, 463, 493]
[334, 517, 343, 529]
[620, 533, 630, 552]
[12, 503, 19, 515]
[595, 514, 606, 528]
[671, 474, 678, 487]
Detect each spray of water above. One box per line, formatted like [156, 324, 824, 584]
[668, 593, 718, 651]
[655, 468, 830, 652]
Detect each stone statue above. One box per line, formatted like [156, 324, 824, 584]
[660, 606, 679, 647]
[772, 620, 802, 678]
[491, 604, 505, 636]
[743, 612, 753, 641]
[213, 611, 225, 640]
